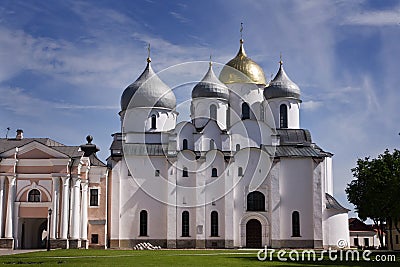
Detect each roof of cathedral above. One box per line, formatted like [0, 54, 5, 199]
[120, 58, 176, 111]
[192, 63, 230, 100]
[219, 39, 267, 86]
[264, 61, 301, 100]
[277, 129, 312, 146]
[325, 193, 350, 212]
[0, 138, 106, 167]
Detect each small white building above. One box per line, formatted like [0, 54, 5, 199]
[349, 218, 384, 249]
[108, 37, 350, 249]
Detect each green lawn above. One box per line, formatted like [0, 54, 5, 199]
[0, 249, 398, 266]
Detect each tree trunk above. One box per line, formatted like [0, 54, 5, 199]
[388, 217, 394, 250]
[374, 219, 384, 249]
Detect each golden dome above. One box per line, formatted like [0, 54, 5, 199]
[219, 39, 266, 86]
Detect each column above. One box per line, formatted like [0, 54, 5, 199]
[51, 177, 60, 239]
[80, 180, 88, 241]
[60, 177, 70, 239]
[5, 176, 16, 239]
[70, 177, 81, 240]
[0, 176, 5, 238]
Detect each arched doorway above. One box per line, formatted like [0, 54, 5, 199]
[20, 218, 47, 249]
[246, 219, 262, 248]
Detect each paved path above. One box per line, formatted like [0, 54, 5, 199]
[0, 249, 44, 256]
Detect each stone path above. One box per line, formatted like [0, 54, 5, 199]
[0, 249, 44, 256]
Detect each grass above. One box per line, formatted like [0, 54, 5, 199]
[0, 249, 398, 266]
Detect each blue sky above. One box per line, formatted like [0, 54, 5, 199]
[0, 0, 399, 216]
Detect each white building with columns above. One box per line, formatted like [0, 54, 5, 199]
[0, 131, 109, 249]
[108, 37, 350, 249]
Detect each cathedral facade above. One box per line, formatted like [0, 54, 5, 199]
[108, 37, 350, 249]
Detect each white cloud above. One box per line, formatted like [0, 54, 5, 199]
[302, 100, 323, 111]
[169, 11, 190, 23]
[344, 9, 400, 26]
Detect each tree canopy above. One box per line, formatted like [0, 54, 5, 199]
[346, 149, 400, 249]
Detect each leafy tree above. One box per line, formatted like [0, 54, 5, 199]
[346, 149, 400, 250]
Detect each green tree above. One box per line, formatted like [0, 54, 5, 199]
[346, 149, 400, 250]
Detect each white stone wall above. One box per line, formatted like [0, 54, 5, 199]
[226, 83, 264, 127]
[279, 158, 314, 240]
[191, 98, 228, 130]
[123, 107, 176, 133]
[267, 98, 300, 129]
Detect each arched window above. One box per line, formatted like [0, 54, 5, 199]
[28, 189, 40, 202]
[182, 139, 188, 150]
[183, 167, 188, 177]
[210, 104, 217, 121]
[151, 114, 157, 129]
[292, 211, 300, 237]
[211, 168, 218, 177]
[242, 102, 250, 120]
[211, 211, 218, 237]
[236, 144, 240, 151]
[139, 210, 148, 236]
[247, 191, 265, 211]
[209, 139, 215, 150]
[238, 167, 243, 176]
[182, 211, 190, 237]
[280, 104, 288, 128]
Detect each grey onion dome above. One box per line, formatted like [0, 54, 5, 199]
[192, 63, 230, 100]
[120, 59, 176, 111]
[264, 62, 301, 100]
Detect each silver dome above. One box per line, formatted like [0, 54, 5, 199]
[192, 63, 229, 100]
[121, 60, 176, 111]
[264, 62, 300, 100]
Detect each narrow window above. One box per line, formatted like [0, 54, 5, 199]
[280, 104, 288, 128]
[247, 191, 265, 211]
[91, 234, 99, 244]
[292, 211, 300, 237]
[151, 114, 157, 129]
[354, 238, 359, 247]
[182, 139, 188, 150]
[236, 144, 240, 151]
[139, 210, 148, 236]
[90, 189, 99, 206]
[396, 235, 399, 244]
[209, 139, 215, 150]
[211, 211, 218, 237]
[182, 211, 189, 237]
[155, 170, 160, 176]
[183, 167, 188, 177]
[211, 168, 218, 177]
[210, 104, 217, 121]
[238, 167, 243, 176]
[364, 238, 369, 247]
[28, 189, 40, 202]
[242, 102, 250, 120]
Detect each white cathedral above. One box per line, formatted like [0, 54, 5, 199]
[108, 37, 350, 249]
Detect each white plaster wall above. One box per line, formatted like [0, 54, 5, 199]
[323, 211, 350, 248]
[174, 122, 196, 151]
[123, 107, 176, 133]
[230, 120, 273, 150]
[324, 158, 333, 195]
[232, 149, 272, 246]
[191, 98, 228, 130]
[267, 98, 300, 129]
[118, 156, 169, 239]
[110, 160, 122, 240]
[279, 158, 313, 240]
[227, 83, 264, 127]
[194, 121, 223, 151]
